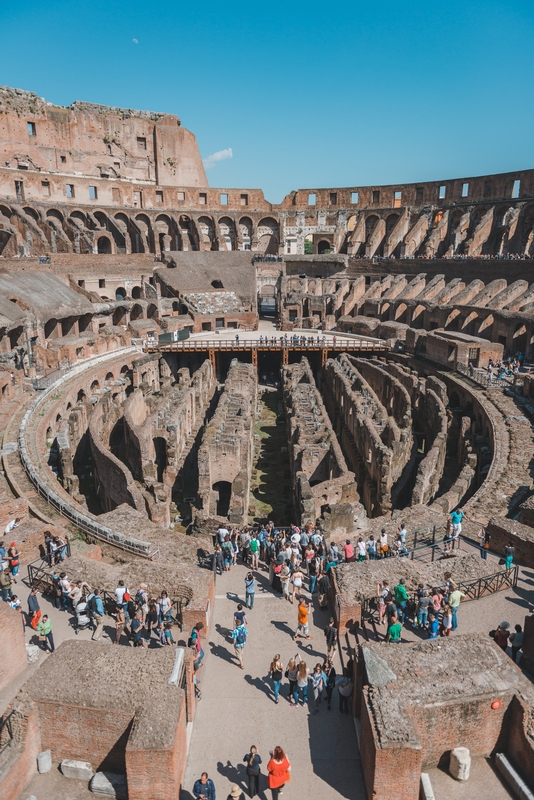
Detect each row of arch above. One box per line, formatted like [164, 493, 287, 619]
[0, 202, 282, 256]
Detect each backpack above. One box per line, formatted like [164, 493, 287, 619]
[135, 589, 145, 608]
[235, 627, 246, 645]
[87, 595, 98, 614]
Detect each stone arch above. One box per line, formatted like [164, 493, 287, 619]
[219, 216, 236, 251]
[115, 286, 126, 300]
[113, 306, 127, 326]
[46, 208, 64, 222]
[521, 203, 534, 255]
[105, 371, 114, 382]
[257, 217, 279, 254]
[461, 311, 479, 336]
[130, 304, 143, 321]
[23, 206, 40, 222]
[90, 380, 100, 392]
[444, 309, 461, 330]
[513, 321, 527, 354]
[317, 240, 331, 254]
[198, 216, 216, 250]
[478, 314, 494, 336]
[411, 304, 426, 328]
[44, 318, 58, 339]
[147, 303, 158, 319]
[394, 303, 408, 323]
[97, 235, 112, 254]
[154, 213, 175, 252]
[239, 217, 253, 250]
[365, 214, 379, 243]
[132, 286, 142, 299]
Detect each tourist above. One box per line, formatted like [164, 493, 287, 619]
[329, 540, 340, 564]
[0, 566, 13, 602]
[376, 580, 391, 625]
[27, 586, 41, 629]
[479, 527, 490, 560]
[393, 579, 408, 623]
[385, 595, 398, 628]
[449, 586, 466, 631]
[428, 613, 439, 639]
[324, 658, 336, 710]
[308, 556, 318, 594]
[159, 590, 172, 623]
[324, 617, 338, 659]
[222, 536, 234, 571]
[293, 657, 309, 706]
[269, 654, 284, 703]
[366, 535, 377, 560]
[214, 544, 224, 575]
[7, 541, 20, 582]
[59, 572, 73, 612]
[193, 772, 216, 800]
[286, 656, 299, 704]
[231, 619, 248, 669]
[145, 598, 159, 640]
[343, 539, 355, 563]
[69, 579, 91, 609]
[4, 517, 20, 536]
[245, 572, 256, 609]
[439, 604, 453, 637]
[36, 614, 55, 654]
[131, 611, 148, 648]
[494, 621, 510, 651]
[417, 591, 431, 630]
[227, 785, 245, 800]
[317, 571, 330, 610]
[311, 663, 327, 714]
[234, 603, 247, 627]
[250, 534, 260, 570]
[88, 588, 105, 641]
[450, 507, 465, 548]
[356, 537, 367, 562]
[243, 745, 262, 798]
[190, 622, 205, 669]
[290, 565, 304, 603]
[279, 562, 291, 601]
[135, 583, 149, 623]
[379, 529, 389, 558]
[114, 603, 125, 644]
[430, 587, 443, 614]
[397, 522, 407, 548]
[231, 532, 239, 566]
[217, 524, 229, 544]
[386, 613, 402, 644]
[267, 746, 291, 800]
[510, 624, 524, 663]
[294, 596, 313, 641]
[443, 519, 453, 552]
[336, 667, 353, 713]
[504, 542, 515, 569]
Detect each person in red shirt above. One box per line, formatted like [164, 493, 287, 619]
[267, 746, 291, 800]
[343, 540, 355, 563]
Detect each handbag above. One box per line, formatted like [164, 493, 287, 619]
[39, 634, 47, 641]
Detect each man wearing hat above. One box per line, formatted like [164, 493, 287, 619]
[227, 785, 245, 800]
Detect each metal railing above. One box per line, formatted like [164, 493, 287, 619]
[0, 711, 14, 756]
[360, 564, 518, 617]
[145, 337, 389, 354]
[456, 361, 515, 390]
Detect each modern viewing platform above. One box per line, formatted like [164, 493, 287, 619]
[143, 331, 389, 366]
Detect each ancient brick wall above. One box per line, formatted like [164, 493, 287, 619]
[0, 603, 27, 692]
[504, 695, 534, 788]
[126, 688, 187, 800]
[0, 699, 41, 800]
[359, 692, 422, 800]
[37, 701, 133, 772]
[487, 517, 534, 567]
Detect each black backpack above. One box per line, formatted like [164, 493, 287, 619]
[87, 595, 98, 614]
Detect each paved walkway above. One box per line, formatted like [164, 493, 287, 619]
[181, 561, 367, 800]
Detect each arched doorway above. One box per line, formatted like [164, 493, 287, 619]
[97, 236, 112, 254]
[259, 284, 277, 319]
[213, 481, 232, 517]
[317, 240, 331, 254]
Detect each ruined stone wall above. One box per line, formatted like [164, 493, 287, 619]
[197, 359, 256, 524]
[0, 602, 27, 692]
[88, 394, 147, 516]
[321, 355, 396, 516]
[283, 357, 358, 532]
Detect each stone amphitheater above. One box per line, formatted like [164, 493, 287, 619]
[0, 85, 534, 800]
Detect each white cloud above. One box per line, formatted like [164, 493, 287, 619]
[132, 38, 138, 44]
[203, 147, 233, 170]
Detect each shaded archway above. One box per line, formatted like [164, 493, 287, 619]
[97, 236, 112, 254]
[213, 481, 232, 517]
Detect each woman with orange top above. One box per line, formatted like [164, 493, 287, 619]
[267, 746, 291, 800]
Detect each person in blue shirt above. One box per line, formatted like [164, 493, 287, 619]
[87, 588, 105, 641]
[193, 772, 216, 800]
[428, 612, 439, 639]
[450, 508, 465, 550]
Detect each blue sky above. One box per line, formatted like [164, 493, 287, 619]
[1, 0, 533, 202]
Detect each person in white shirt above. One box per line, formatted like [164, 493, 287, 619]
[114, 580, 128, 605]
[217, 526, 229, 544]
[4, 518, 20, 535]
[397, 523, 407, 547]
[357, 537, 367, 562]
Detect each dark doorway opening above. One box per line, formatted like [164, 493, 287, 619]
[213, 481, 232, 517]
